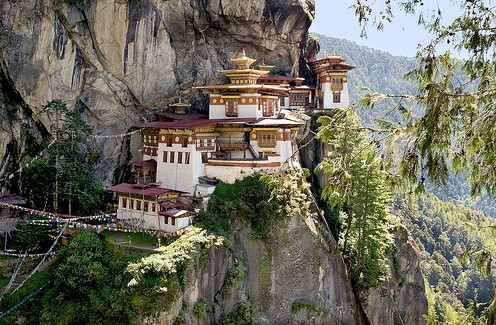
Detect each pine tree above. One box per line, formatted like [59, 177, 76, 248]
[22, 100, 102, 215]
[316, 109, 394, 289]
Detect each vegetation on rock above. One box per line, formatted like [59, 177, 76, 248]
[195, 176, 277, 240]
[218, 300, 258, 325]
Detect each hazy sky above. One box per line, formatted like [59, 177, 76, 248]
[310, 0, 461, 57]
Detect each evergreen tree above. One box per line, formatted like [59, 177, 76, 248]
[22, 100, 102, 215]
[316, 109, 394, 289]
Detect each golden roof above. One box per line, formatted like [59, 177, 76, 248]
[231, 49, 256, 69]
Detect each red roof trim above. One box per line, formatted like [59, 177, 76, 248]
[106, 183, 172, 197]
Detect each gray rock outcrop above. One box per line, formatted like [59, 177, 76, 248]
[361, 225, 428, 325]
[141, 202, 368, 324]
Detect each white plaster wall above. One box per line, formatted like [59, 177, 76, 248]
[209, 104, 228, 119]
[156, 143, 196, 193]
[196, 184, 216, 197]
[116, 209, 160, 229]
[321, 82, 350, 109]
[205, 158, 282, 183]
[163, 216, 191, 233]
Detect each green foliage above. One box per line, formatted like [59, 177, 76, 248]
[39, 232, 139, 324]
[259, 168, 311, 217]
[346, 0, 496, 197]
[195, 176, 276, 239]
[219, 300, 258, 325]
[127, 227, 223, 284]
[0, 270, 50, 325]
[124, 227, 223, 317]
[21, 100, 103, 215]
[316, 109, 394, 289]
[10, 223, 50, 252]
[291, 299, 328, 317]
[193, 298, 213, 319]
[222, 259, 245, 298]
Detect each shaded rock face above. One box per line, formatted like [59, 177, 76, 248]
[0, 0, 315, 187]
[361, 225, 428, 325]
[143, 208, 368, 324]
[231, 212, 367, 324]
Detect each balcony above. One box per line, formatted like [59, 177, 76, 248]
[217, 142, 247, 151]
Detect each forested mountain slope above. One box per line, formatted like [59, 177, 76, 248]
[394, 193, 495, 321]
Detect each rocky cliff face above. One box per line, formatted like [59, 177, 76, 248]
[361, 225, 428, 325]
[139, 203, 368, 325]
[0, 0, 315, 188]
[135, 198, 428, 324]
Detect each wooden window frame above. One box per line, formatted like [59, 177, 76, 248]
[262, 99, 274, 117]
[225, 98, 238, 117]
[257, 132, 276, 148]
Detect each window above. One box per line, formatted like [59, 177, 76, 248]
[262, 99, 274, 117]
[163, 151, 168, 163]
[178, 152, 183, 164]
[144, 202, 149, 212]
[290, 94, 309, 106]
[170, 151, 175, 163]
[136, 200, 141, 211]
[331, 77, 344, 91]
[280, 97, 285, 107]
[121, 198, 127, 209]
[333, 92, 341, 103]
[185, 152, 190, 164]
[258, 132, 276, 148]
[182, 136, 188, 148]
[197, 138, 214, 150]
[151, 203, 156, 212]
[225, 98, 238, 117]
[171, 217, 175, 226]
[201, 152, 208, 163]
[167, 135, 173, 147]
[129, 200, 134, 210]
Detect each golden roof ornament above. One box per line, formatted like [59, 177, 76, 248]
[232, 49, 256, 69]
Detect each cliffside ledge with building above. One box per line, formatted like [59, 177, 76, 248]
[0, 0, 316, 189]
[0, 1, 428, 323]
